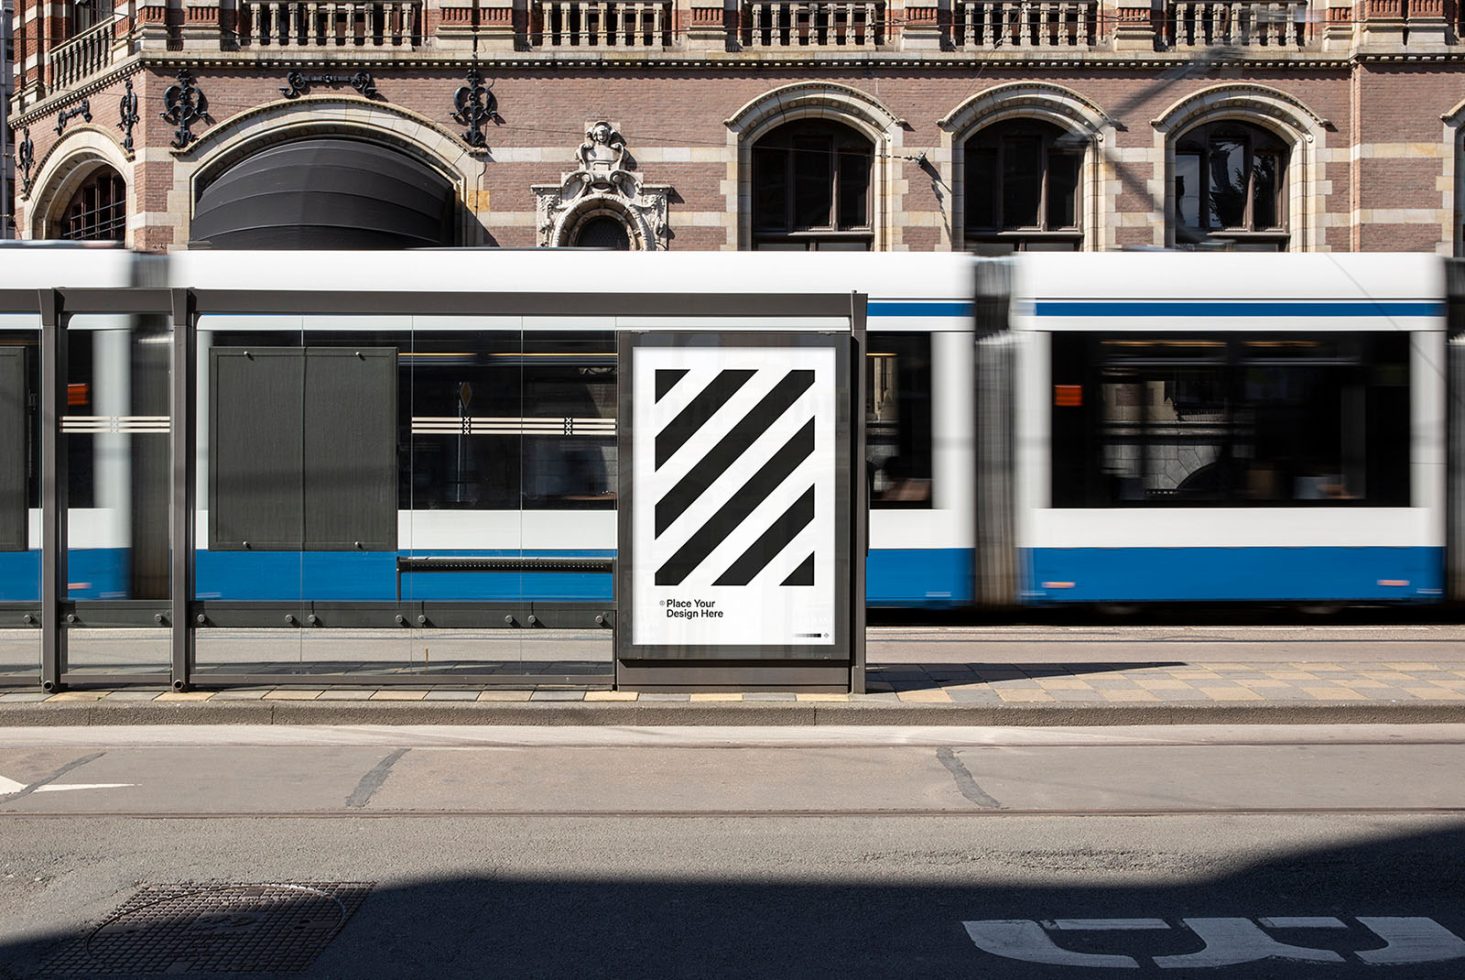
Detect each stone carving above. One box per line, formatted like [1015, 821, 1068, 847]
[531, 122, 670, 250]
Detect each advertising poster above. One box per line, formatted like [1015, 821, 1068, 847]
[630, 344, 838, 648]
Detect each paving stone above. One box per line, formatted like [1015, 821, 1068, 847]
[530, 691, 585, 701]
[424, 690, 480, 701]
[1301, 686, 1368, 701]
[996, 689, 1055, 703]
[104, 691, 166, 701]
[0, 692, 50, 702]
[316, 690, 376, 701]
[1100, 689, 1161, 702]
[946, 689, 1001, 702]
[477, 690, 532, 701]
[896, 690, 952, 703]
[637, 693, 691, 702]
[742, 692, 797, 701]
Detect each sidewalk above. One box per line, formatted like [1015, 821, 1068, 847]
[3, 658, 1464, 725]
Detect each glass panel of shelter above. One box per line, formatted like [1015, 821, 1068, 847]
[63, 313, 172, 678]
[403, 316, 527, 672]
[296, 318, 417, 676]
[0, 316, 41, 687]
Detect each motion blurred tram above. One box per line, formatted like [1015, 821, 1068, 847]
[0, 248, 1454, 610]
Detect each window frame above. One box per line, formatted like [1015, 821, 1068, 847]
[751, 119, 874, 251]
[963, 118, 1085, 253]
[1174, 120, 1290, 251]
[60, 168, 127, 243]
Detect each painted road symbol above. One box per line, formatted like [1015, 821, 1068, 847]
[0, 773, 134, 796]
[962, 917, 1465, 968]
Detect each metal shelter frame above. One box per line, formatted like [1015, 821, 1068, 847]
[0, 285, 865, 693]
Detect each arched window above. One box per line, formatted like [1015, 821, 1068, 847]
[751, 119, 872, 251]
[61, 167, 126, 241]
[1174, 121, 1289, 251]
[963, 119, 1083, 253]
[571, 214, 632, 249]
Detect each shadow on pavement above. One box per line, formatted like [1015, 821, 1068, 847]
[3, 822, 1464, 979]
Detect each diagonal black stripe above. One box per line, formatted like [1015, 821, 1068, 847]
[655, 370, 814, 537]
[655, 419, 814, 586]
[714, 488, 815, 587]
[655, 369, 688, 403]
[655, 369, 755, 470]
[780, 552, 815, 587]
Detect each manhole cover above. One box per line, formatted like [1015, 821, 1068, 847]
[40, 881, 372, 976]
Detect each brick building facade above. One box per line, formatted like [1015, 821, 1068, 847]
[6, 0, 1465, 251]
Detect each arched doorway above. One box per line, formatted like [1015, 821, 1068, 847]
[190, 138, 462, 249]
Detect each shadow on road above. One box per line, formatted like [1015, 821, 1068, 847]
[3, 822, 1463, 978]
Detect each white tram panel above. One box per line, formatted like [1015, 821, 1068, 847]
[1011, 253, 1445, 575]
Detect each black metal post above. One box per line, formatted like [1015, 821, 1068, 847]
[38, 290, 67, 692]
[169, 289, 196, 691]
[850, 292, 867, 695]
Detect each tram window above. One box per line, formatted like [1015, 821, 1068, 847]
[0, 349, 26, 550]
[64, 332, 96, 510]
[1051, 333, 1410, 508]
[521, 333, 617, 509]
[404, 332, 616, 511]
[867, 333, 933, 508]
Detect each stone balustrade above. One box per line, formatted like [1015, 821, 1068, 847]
[239, 0, 423, 47]
[49, 17, 118, 91]
[1164, 0, 1312, 47]
[533, 0, 676, 47]
[951, 0, 1102, 46]
[741, 0, 886, 47]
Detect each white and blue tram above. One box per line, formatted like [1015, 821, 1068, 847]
[0, 247, 1450, 609]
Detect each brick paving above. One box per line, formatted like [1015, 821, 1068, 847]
[2, 661, 1464, 705]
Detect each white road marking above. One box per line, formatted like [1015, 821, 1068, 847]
[0, 773, 134, 796]
[1355, 917, 1465, 965]
[1153, 918, 1344, 968]
[962, 917, 1465, 969]
[963, 920, 1142, 968]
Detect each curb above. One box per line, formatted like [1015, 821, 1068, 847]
[1, 700, 1464, 726]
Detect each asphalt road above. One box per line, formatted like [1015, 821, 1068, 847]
[5, 624, 1465, 678]
[0, 724, 1463, 978]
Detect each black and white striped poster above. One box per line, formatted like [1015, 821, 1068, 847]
[631, 346, 838, 647]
